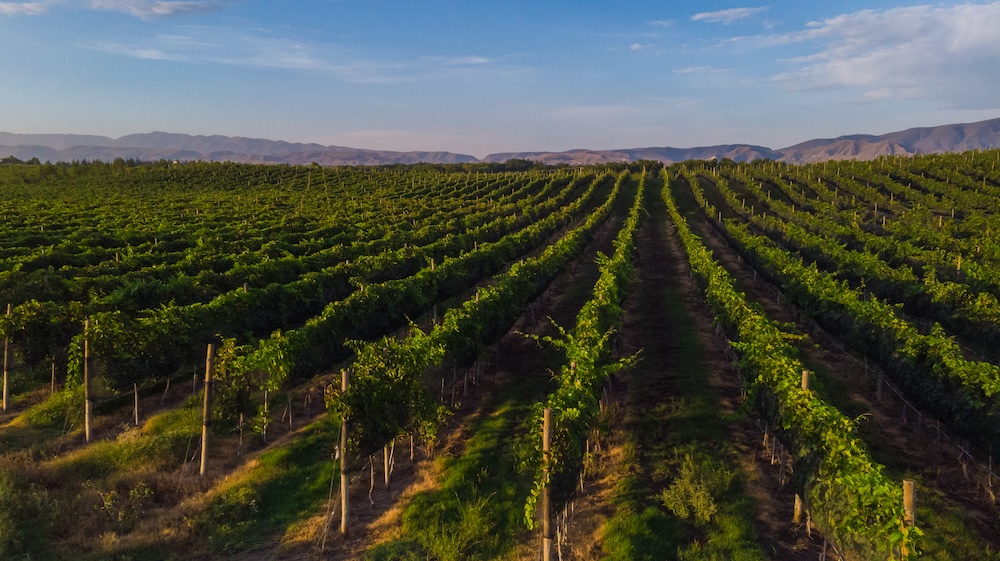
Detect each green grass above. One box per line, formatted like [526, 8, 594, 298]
[0, 466, 54, 560]
[49, 400, 202, 481]
[367, 379, 546, 561]
[913, 483, 1000, 561]
[192, 416, 338, 553]
[602, 500, 682, 561]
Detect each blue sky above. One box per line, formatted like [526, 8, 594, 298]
[2, 1, 1000, 157]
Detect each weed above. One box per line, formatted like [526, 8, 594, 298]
[95, 481, 153, 533]
[660, 451, 734, 524]
[0, 467, 53, 559]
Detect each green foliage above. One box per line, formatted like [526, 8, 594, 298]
[95, 481, 153, 534]
[660, 452, 733, 523]
[328, 171, 622, 474]
[704, 162, 1000, 453]
[362, 539, 427, 561]
[21, 383, 83, 428]
[524, 170, 643, 527]
[404, 494, 500, 561]
[665, 169, 918, 559]
[0, 468, 53, 559]
[0, 162, 590, 400]
[330, 326, 445, 460]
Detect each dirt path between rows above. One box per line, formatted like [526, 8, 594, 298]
[556, 184, 820, 559]
[683, 181, 1000, 556]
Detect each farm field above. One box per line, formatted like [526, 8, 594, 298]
[1, 154, 1000, 560]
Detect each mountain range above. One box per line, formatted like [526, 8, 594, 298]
[3, 117, 1000, 167]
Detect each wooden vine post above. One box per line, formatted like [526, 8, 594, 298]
[902, 479, 916, 526]
[340, 369, 350, 535]
[2, 303, 10, 412]
[801, 369, 810, 391]
[384, 442, 392, 490]
[200, 343, 216, 477]
[84, 318, 93, 443]
[902, 479, 916, 557]
[542, 407, 553, 561]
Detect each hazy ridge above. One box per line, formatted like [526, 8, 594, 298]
[3, 118, 1000, 166]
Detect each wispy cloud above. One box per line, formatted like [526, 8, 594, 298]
[423, 55, 490, 66]
[606, 41, 654, 53]
[89, 42, 185, 61]
[674, 66, 731, 74]
[83, 25, 524, 85]
[86, 26, 327, 69]
[0, 2, 46, 16]
[768, 2, 1000, 109]
[692, 7, 767, 24]
[648, 19, 673, 27]
[89, 0, 232, 20]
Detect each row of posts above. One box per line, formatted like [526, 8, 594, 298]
[76, 324, 219, 481]
[8, 328, 919, 551]
[0, 322, 927, 554]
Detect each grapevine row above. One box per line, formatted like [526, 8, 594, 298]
[666, 169, 916, 560]
[326, 171, 629, 466]
[682, 169, 1000, 457]
[522, 170, 645, 528]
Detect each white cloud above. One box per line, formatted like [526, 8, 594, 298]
[89, 0, 230, 19]
[770, 2, 1000, 109]
[0, 2, 46, 16]
[648, 19, 673, 27]
[83, 25, 525, 85]
[692, 7, 767, 25]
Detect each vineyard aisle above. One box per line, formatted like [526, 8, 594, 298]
[336, 179, 635, 560]
[676, 176, 1000, 558]
[564, 181, 819, 560]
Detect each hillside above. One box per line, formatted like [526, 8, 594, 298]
[3, 117, 1000, 165]
[0, 131, 477, 166]
[777, 118, 1000, 163]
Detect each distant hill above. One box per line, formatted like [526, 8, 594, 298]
[481, 145, 782, 165]
[0, 131, 477, 166]
[776, 119, 1000, 163]
[481, 119, 1000, 165]
[3, 118, 1000, 166]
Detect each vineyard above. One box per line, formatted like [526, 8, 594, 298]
[1, 154, 999, 560]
